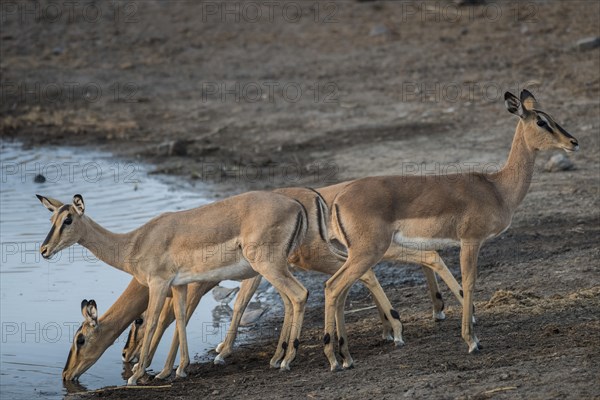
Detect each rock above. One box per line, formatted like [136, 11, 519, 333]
[34, 174, 46, 183]
[369, 24, 389, 37]
[544, 153, 574, 172]
[212, 286, 240, 305]
[240, 306, 267, 327]
[52, 46, 63, 55]
[157, 140, 194, 156]
[575, 36, 600, 51]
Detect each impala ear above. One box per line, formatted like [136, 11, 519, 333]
[504, 92, 526, 118]
[36, 194, 63, 212]
[520, 89, 538, 112]
[72, 194, 85, 216]
[81, 299, 98, 327]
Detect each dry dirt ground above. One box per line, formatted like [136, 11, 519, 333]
[2, 0, 599, 399]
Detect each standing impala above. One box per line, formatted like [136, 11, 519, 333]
[322, 90, 579, 371]
[121, 186, 471, 371]
[38, 190, 317, 384]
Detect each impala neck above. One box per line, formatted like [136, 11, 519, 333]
[492, 120, 537, 211]
[77, 216, 136, 273]
[97, 279, 148, 347]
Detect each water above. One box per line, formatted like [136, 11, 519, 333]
[0, 141, 240, 399]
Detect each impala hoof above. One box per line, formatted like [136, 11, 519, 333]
[127, 376, 138, 386]
[394, 338, 405, 347]
[342, 360, 354, 369]
[468, 342, 482, 354]
[270, 359, 281, 369]
[382, 332, 395, 341]
[434, 310, 446, 321]
[330, 362, 342, 372]
[214, 354, 226, 365]
[279, 360, 290, 371]
[175, 368, 187, 379]
[215, 342, 224, 353]
[156, 369, 172, 380]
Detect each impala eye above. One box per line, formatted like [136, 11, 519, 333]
[63, 218, 72, 225]
[135, 318, 143, 325]
[76, 334, 85, 346]
[537, 120, 547, 127]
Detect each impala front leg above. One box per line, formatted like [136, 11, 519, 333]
[459, 241, 481, 354]
[215, 276, 261, 365]
[171, 285, 190, 378]
[358, 269, 403, 344]
[128, 281, 170, 385]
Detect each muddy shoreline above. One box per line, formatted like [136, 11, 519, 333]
[2, 0, 599, 399]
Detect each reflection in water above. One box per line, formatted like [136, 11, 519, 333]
[0, 141, 226, 399]
[240, 305, 268, 327]
[62, 379, 89, 395]
[212, 305, 233, 327]
[211, 285, 240, 305]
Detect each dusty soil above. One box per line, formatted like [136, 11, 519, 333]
[2, 0, 599, 399]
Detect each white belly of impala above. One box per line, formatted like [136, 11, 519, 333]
[171, 259, 256, 286]
[393, 232, 459, 251]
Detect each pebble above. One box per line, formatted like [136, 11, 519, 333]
[369, 24, 389, 37]
[34, 174, 46, 183]
[575, 36, 600, 51]
[544, 153, 574, 172]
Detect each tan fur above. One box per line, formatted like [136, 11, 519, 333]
[122, 186, 469, 371]
[321, 90, 579, 370]
[39, 190, 312, 384]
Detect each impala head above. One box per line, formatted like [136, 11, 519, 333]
[121, 315, 144, 363]
[36, 194, 86, 259]
[62, 299, 103, 381]
[505, 90, 579, 152]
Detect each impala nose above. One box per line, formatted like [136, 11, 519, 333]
[41, 245, 49, 259]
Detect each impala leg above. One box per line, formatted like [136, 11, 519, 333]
[128, 282, 169, 385]
[155, 282, 214, 379]
[269, 289, 293, 368]
[383, 245, 445, 321]
[418, 251, 476, 324]
[324, 250, 385, 372]
[215, 276, 261, 365]
[421, 266, 446, 321]
[145, 297, 174, 367]
[266, 271, 308, 371]
[334, 286, 354, 369]
[459, 241, 481, 353]
[358, 269, 404, 345]
[171, 285, 190, 378]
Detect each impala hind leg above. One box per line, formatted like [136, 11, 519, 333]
[334, 286, 354, 369]
[128, 282, 170, 385]
[419, 251, 476, 324]
[215, 276, 261, 365]
[422, 266, 446, 321]
[274, 274, 308, 371]
[269, 289, 294, 368]
[324, 250, 386, 372]
[257, 265, 308, 371]
[358, 269, 404, 345]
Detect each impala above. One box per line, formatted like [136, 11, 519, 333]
[321, 90, 579, 371]
[38, 190, 317, 384]
[122, 187, 469, 371]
